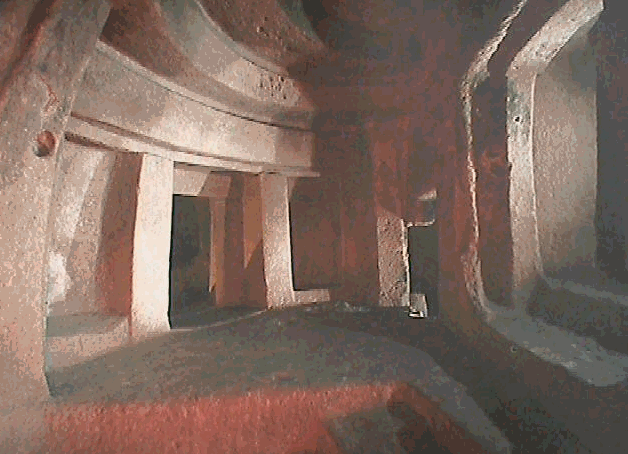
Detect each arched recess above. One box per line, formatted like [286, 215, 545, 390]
[462, 0, 604, 318]
[506, 0, 603, 307]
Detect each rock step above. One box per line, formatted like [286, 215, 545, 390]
[45, 314, 129, 370]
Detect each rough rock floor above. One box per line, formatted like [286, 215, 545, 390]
[45, 297, 628, 454]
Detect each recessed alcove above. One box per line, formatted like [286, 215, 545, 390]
[532, 19, 598, 281]
[407, 223, 439, 318]
[506, 0, 604, 305]
[168, 194, 212, 322]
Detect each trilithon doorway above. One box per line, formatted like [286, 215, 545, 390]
[169, 195, 212, 323]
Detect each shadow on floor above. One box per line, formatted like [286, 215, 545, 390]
[550, 265, 628, 297]
[169, 305, 262, 329]
[301, 306, 588, 454]
[528, 279, 628, 355]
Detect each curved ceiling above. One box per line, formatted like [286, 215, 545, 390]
[97, 0, 526, 131]
[103, 0, 513, 83]
[197, 0, 328, 68]
[101, 0, 328, 129]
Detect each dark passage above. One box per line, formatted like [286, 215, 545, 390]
[408, 223, 439, 317]
[169, 195, 212, 322]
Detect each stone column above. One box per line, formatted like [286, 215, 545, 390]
[132, 154, 174, 337]
[0, 0, 111, 450]
[376, 206, 410, 307]
[370, 122, 412, 307]
[260, 173, 296, 308]
[209, 199, 226, 306]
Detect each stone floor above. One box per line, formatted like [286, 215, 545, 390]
[43, 294, 628, 454]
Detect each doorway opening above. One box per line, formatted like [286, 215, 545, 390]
[407, 222, 439, 318]
[168, 194, 212, 324]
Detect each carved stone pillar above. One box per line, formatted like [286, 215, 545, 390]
[0, 0, 111, 449]
[132, 154, 174, 337]
[260, 173, 296, 308]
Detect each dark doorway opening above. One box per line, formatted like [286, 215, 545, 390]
[169, 195, 212, 324]
[407, 223, 439, 317]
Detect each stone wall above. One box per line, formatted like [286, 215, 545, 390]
[533, 24, 597, 276]
[93, 152, 141, 317]
[289, 176, 342, 291]
[593, 3, 628, 281]
[47, 143, 116, 316]
[0, 0, 111, 450]
[470, 0, 603, 309]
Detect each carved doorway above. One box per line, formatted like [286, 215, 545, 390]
[169, 195, 212, 322]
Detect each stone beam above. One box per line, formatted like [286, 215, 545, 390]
[72, 46, 318, 170]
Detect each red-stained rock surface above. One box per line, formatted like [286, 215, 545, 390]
[4, 1, 628, 452]
[46, 382, 486, 454]
[42, 304, 628, 454]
